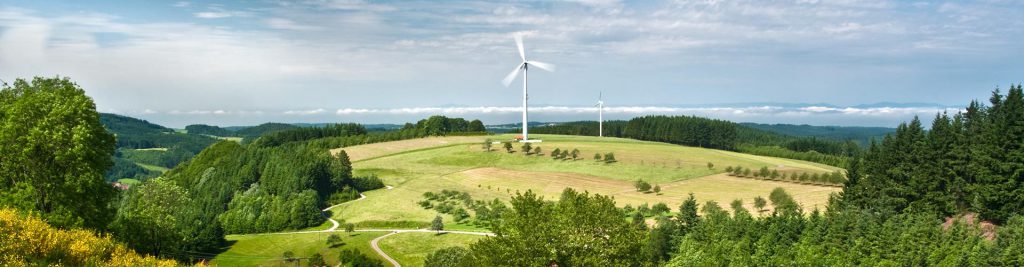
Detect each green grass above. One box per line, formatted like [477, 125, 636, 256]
[116, 178, 141, 185]
[329, 134, 843, 227]
[211, 231, 386, 267]
[377, 232, 485, 267]
[135, 162, 169, 173]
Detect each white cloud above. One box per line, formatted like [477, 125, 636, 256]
[173, 2, 190, 8]
[193, 12, 233, 19]
[265, 18, 322, 31]
[284, 108, 327, 115]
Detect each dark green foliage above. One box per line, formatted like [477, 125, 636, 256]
[0, 77, 116, 230]
[469, 119, 487, 132]
[843, 85, 1024, 223]
[308, 253, 325, 266]
[652, 202, 670, 214]
[470, 189, 646, 266]
[105, 156, 159, 182]
[338, 248, 384, 267]
[100, 112, 171, 135]
[425, 246, 477, 267]
[184, 124, 234, 137]
[503, 142, 513, 153]
[234, 122, 300, 139]
[551, 148, 561, 159]
[352, 175, 384, 192]
[740, 122, 894, 146]
[252, 123, 367, 147]
[520, 142, 531, 155]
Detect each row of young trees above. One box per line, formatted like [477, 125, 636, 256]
[724, 166, 846, 186]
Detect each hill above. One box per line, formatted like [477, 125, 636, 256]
[99, 113, 219, 182]
[739, 122, 894, 145]
[327, 134, 842, 231]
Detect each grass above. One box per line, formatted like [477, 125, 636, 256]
[377, 232, 485, 267]
[211, 231, 385, 267]
[135, 162, 169, 173]
[116, 178, 141, 185]
[329, 134, 843, 227]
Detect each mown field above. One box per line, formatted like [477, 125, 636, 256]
[330, 134, 843, 227]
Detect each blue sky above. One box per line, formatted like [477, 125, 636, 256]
[1, 0, 1022, 127]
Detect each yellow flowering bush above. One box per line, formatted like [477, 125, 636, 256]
[0, 208, 204, 266]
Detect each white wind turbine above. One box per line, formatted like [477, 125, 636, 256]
[502, 34, 554, 142]
[595, 92, 604, 137]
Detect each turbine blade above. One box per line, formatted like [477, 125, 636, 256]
[526, 60, 555, 72]
[515, 34, 525, 61]
[502, 64, 524, 87]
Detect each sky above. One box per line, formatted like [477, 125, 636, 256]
[1, 0, 1022, 128]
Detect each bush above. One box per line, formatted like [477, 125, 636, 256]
[634, 179, 652, 192]
[604, 152, 617, 163]
[339, 248, 384, 267]
[352, 175, 385, 191]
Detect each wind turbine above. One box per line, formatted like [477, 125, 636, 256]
[502, 34, 554, 142]
[595, 92, 604, 137]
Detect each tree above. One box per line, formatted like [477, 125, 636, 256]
[753, 196, 767, 213]
[560, 149, 570, 160]
[594, 153, 602, 161]
[652, 202, 670, 214]
[470, 189, 646, 266]
[521, 142, 532, 155]
[533, 146, 542, 156]
[653, 185, 662, 195]
[453, 208, 470, 222]
[0, 77, 117, 229]
[634, 180, 652, 192]
[283, 251, 296, 262]
[604, 152, 617, 163]
[725, 166, 734, 173]
[469, 119, 486, 132]
[483, 139, 492, 151]
[309, 253, 326, 267]
[345, 223, 355, 233]
[742, 168, 751, 177]
[707, 162, 715, 169]
[327, 234, 343, 246]
[571, 148, 580, 160]
[503, 142, 513, 153]
[431, 215, 445, 233]
[425, 246, 476, 267]
[552, 148, 562, 159]
[111, 178, 190, 258]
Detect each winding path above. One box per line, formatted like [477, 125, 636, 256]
[367, 229, 495, 267]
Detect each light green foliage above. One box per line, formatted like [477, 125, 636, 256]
[111, 178, 191, 257]
[212, 231, 385, 266]
[471, 189, 646, 266]
[0, 77, 117, 229]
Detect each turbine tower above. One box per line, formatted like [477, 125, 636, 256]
[502, 34, 554, 142]
[595, 92, 604, 137]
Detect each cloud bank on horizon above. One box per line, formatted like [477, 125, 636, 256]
[1, 0, 1022, 127]
[111, 104, 963, 128]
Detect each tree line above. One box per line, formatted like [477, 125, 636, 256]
[529, 116, 858, 166]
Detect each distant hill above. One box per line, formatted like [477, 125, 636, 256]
[739, 123, 894, 145]
[99, 113, 219, 182]
[184, 122, 301, 138]
[99, 113, 172, 135]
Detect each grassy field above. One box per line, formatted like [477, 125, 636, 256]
[211, 231, 386, 267]
[329, 134, 843, 226]
[377, 232, 485, 267]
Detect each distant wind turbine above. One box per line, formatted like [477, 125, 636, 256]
[595, 92, 604, 137]
[502, 34, 554, 142]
